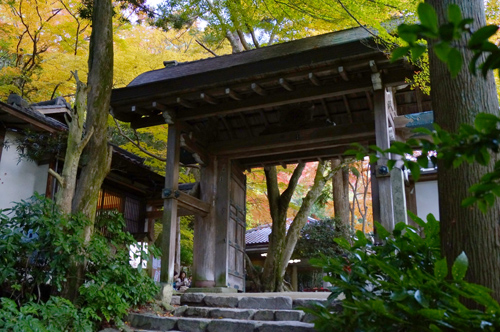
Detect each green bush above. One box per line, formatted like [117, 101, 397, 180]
[0, 297, 94, 332]
[0, 195, 159, 330]
[306, 213, 500, 332]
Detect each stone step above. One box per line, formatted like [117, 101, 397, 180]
[180, 293, 327, 310]
[173, 306, 307, 322]
[127, 313, 316, 332]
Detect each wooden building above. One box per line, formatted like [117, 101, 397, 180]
[110, 27, 432, 291]
[0, 97, 165, 241]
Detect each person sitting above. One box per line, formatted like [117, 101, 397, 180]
[175, 271, 190, 292]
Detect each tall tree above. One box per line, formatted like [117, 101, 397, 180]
[261, 161, 346, 291]
[331, 158, 350, 224]
[426, 0, 500, 302]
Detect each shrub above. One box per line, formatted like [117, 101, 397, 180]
[0, 297, 94, 332]
[306, 213, 500, 332]
[0, 195, 159, 330]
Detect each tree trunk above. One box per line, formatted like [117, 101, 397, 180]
[63, 0, 113, 302]
[261, 162, 343, 291]
[332, 159, 350, 225]
[427, 0, 500, 302]
[261, 163, 305, 292]
[72, 0, 113, 222]
[53, 73, 92, 214]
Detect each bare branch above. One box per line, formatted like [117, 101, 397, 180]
[49, 168, 65, 187]
[112, 116, 166, 162]
[77, 126, 94, 153]
[195, 39, 217, 56]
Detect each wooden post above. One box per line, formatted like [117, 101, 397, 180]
[373, 88, 394, 231]
[160, 124, 180, 284]
[193, 156, 217, 287]
[175, 217, 181, 274]
[214, 157, 230, 287]
[291, 265, 298, 291]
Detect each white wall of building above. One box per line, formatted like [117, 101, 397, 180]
[415, 180, 440, 221]
[0, 131, 49, 210]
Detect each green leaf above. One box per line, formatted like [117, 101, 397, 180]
[418, 3, 439, 34]
[461, 196, 477, 207]
[433, 42, 451, 62]
[387, 159, 396, 170]
[447, 4, 462, 25]
[447, 48, 463, 78]
[408, 161, 421, 181]
[429, 324, 443, 332]
[468, 25, 499, 49]
[434, 258, 448, 280]
[390, 289, 408, 301]
[334, 237, 351, 250]
[438, 23, 455, 42]
[414, 290, 430, 308]
[419, 308, 445, 320]
[474, 113, 500, 132]
[391, 46, 410, 62]
[411, 44, 427, 62]
[452, 251, 468, 281]
[375, 221, 390, 239]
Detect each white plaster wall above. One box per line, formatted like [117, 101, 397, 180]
[415, 180, 440, 221]
[0, 131, 49, 210]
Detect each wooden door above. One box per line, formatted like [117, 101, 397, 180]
[227, 167, 246, 291]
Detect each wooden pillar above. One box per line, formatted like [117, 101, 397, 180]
[193, 156, 217, 287]
[0, 127, 5, 164]
[160, 124, 180, 284]
[214, 157, 230, 287]
[175, 217, 181, 274]
[373, 88, 394, 231]
[291, 265, 298, 291]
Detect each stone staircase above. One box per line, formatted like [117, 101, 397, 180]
[127, 293, 328, 332]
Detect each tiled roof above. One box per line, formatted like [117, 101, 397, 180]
[245, 217, 317, 245]
[127, 27, 371, 87]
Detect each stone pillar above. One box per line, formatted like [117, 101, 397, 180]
[391, 165, 408, 225]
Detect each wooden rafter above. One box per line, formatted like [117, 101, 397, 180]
[226, 88, 242, 101]
[342, 95, 354, 123]
[251, 83, 267, 96]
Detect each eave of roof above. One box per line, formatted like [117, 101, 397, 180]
[110, 27, 377, 108]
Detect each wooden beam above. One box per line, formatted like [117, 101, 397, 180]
[259, 110, 269, 127]
[321, 99, 332, 122]
[201, 93, 218, 105]
[210, 122, 374, 157]
[131, 105, 150, 115]
[238, 144, 361, 168]
[251, 83, 267, 96]
[279, 78, 294, 91]
[177, 191, 210, 216]
[180, 133, 209, 165]
[239, 113, 253, 137]
[177, 97, 195, 108]
[365, 91, 374, 112]
[178, 77, 374, 121]
[415, 87, 423, 113]
[0, 103, 59, 133]
[338, 66, 349, 81]
[226, 88, 242, 101]
[369, 60, 378, 73]
[342, 95, 353, 123]
[308, 73, 321, 86]
[153, 102, 176, 124]
[220, 116, 235, 139]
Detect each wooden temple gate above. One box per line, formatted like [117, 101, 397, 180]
[110, 27, 432, 291]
